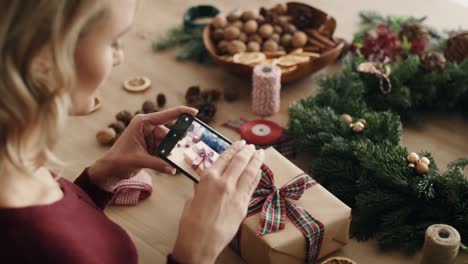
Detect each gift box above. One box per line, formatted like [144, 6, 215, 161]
[184, 141, 219, 175]
[231, 147, 351, 264]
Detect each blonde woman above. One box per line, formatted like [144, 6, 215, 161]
[0, 1, 264, 264]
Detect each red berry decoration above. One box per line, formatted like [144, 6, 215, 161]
[360, 23, 402, 62]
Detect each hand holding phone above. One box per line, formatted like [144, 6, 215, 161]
[157, 113, 232, 182]
[172, 141, 265, 263]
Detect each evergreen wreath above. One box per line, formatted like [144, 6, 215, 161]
[288, 12, 468, 255]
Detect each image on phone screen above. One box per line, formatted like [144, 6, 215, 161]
[161, 115, 231, 182]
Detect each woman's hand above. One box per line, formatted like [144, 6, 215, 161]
[172, 141, 265, 264]
[88, 106, 198, 191]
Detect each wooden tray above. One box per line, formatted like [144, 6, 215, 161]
[203, 2, 344, 83]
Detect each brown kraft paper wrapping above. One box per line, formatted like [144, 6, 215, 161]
[237, 147, 351, 264]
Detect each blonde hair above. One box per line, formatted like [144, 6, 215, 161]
[0, 1, 104, 175]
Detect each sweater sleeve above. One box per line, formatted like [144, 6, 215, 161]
[74, 168, 113, 209]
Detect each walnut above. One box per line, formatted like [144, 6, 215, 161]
[259, 24, 274, 38]
[242, 10, 257, 21]
[280, 33, 292, 47]
[243, 20, 258, 34]
[263, 39, 278, 52]
[292, 31, 308, 48]
[247, 41, 261, 52]
[227, 40, 247, 55]
[224, 26, 240, 40]
[212, 15, 227, 28]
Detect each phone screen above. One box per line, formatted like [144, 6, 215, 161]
[158, 114, 231, 182]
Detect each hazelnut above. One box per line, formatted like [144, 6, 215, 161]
[277, 16, 290, 26]
[274, 25, 283, 34]
[273, 3, 288, 14]
[212, 28, 224, 41]
[108, 121, 126, 134]
[217, 40, 230, 53]
[224, 26, 240, 40]
[280, 33, 292, 47]
[142, 100, 157, 114]
[248, 34, 263, 43]
[239, 32, 248, 42]
[116, 110, 133, 126]
[262, 39, 278, 52]
[243, 20, 258, 34]
[259, 24, 274, 38]
[96, 128, 116, 146]
[156, 93, 166, 107]
[284, 23, 297, 34]
[256, 15, 265, 24]
[271, 33, 280, 42]
[292, 31, 308, 48]
[247, 41, 261, 52]
[212, 15, 227, 28]
[227, 40, 247, 55]
[227, 12, 240, 22]
[232, 20, 243, 29]
[340, 114, 353, 124]
[242, 10, 257, 21]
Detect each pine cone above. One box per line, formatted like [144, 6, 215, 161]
[420, 51, 446, 72]
[444, 32, 468, 64]
[399, 23, 429, 42]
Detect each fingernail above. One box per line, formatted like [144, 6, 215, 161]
[165, 166, 176, 175]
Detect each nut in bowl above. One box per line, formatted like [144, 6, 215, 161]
[203, 2, 344, 83]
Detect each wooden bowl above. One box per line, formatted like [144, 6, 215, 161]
[203, 2, 344, 83]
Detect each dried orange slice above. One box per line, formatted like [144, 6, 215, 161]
[123, 76, 151, 93]
[233, 52, 266, 65]
[277, 55, 310, 67]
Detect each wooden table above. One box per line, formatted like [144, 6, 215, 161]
[55, 0, 468, 263]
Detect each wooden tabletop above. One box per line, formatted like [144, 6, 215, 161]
[55, 0, 468, 263]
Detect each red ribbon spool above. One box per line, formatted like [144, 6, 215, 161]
[239, 119, 283, 145]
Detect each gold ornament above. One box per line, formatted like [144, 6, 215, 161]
[351, 121, 365, 133]
[356, 118, 367, 125]
[407, 152, 420, 164]
[420, 157, 431, 166]
[415, 161, 430, 175]
[340, 114, 353, 124]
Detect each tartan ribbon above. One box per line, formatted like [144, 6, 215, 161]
[191, 146, 215, 170]
[232, 164, 325, 263]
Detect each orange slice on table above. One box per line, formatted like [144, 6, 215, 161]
[123, 76, 151, 93]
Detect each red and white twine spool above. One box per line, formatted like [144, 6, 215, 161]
[251, 64, 282, 116]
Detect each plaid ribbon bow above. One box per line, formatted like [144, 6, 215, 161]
[239, 164, 325, 263]
[192, 146, 215, 170]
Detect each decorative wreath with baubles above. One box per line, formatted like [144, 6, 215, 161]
[288, 12, 468, 254]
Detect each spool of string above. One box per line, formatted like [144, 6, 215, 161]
[420, 224, 460, 264]
[251, 64, 282, 116]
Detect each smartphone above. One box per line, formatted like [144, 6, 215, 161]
[156, 113, 232, 183]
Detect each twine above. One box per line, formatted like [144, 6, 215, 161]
[420, 224, 460, 264]
[251, 64, 282, 116]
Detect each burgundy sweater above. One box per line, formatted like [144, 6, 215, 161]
[0, 169, 138, 264]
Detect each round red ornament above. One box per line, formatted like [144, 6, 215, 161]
[239, 119, 283, 145]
